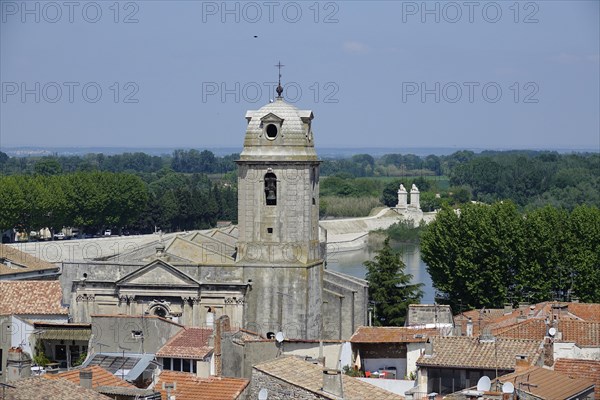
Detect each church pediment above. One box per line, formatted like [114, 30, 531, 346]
[116, 260, 199, 287]
[260, 112, 284, 124]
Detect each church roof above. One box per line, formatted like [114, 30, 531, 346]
[240, 98, 318, 161]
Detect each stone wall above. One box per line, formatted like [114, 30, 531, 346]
[322, 270, 368, 340]
[89, 315, 183, 354]
[248, 368, 324, 400]
[242, 263, 323, 340]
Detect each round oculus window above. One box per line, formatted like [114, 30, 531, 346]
[265, 123, 278, 140]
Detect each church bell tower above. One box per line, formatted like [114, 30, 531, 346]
[236, 82, 321, 265]
[236, 68, 323, 339]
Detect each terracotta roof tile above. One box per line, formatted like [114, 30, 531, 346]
[558, 320, 600, 346]
[44, 365, 136, 389]
[498, 366, 594, 399]
[564, 303, 600, 322]
[493, 318, 547, 340]
[0, 280, 68, 315]
[454, 302, 600, 338]
[3, 376, 110, 399]
[156, 327, 213, 359]
[554, 358, 600, 399]
[493, 319, 600, 347]
[155, 370, 249, 400]
[350, 326, 439, 343]
[253, 356, 403, 400]
[416, 336, 542, 370]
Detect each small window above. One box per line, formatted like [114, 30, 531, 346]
[312, 198, 316, 205]
[265, 124, 278, 140]
[173, 358, 181, 371]
[267, 228, 273, 234]
[163, 358, 172, 370]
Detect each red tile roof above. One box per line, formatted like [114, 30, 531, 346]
[350, 326, 439, 343]
[558, 320, 600, 346]
[493, 318, 547, 340]
[0, 280, 68, 315]
[455, 302, 600, 338]
[554, 358, 600, 399]
[156, 327, 213, 359]
[155, 370, 249, 400]
[416, 336, 543, 370]
[493, 319, 600, 347]
[564, 303, 600, 322]
[44, 365, 136, 389]
[498, 366, 594, 399]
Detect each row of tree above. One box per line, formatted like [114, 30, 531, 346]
[0, 149, 238, 175]
[421, 202, 600, 311]
[0, 171, 237, 237]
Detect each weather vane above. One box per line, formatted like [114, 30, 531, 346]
[275, 61, 284, 98]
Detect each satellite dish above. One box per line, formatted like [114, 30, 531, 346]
[275, 332, 285, 343]
[476, 376, 491, 391]
[548, 327, 557, 337]
[502, 382, 515, 394]
[258, 388, 268, 400]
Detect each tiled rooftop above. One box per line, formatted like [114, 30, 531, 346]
[499, 366, 594, 399]
[3, 376, 110, 399]
[253, 356, 403, 400]
[0, 280, 68, 315]
[0, 244, 58, 275]
[350, 326, 439, 343]
[44, 365, 135, 389]
[554, 358, 600, 399]
[155, 370, 249, 400]
[416, 336, 542, 370]
[493, 318, 600, 346]
[156, 327, 213, 359]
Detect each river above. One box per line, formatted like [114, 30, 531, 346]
[326, 240, 436, 304]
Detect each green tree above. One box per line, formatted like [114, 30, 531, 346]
[421, 202, 525, 311]
[365, 238, 423, 326]
[34, 158, 63, 175]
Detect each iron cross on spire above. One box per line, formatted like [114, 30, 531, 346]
[275, 61, 284, 98]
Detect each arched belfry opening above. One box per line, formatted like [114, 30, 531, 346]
[264, 172, 277, 206]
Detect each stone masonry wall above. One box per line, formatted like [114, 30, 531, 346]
[248, 369, 324, 400]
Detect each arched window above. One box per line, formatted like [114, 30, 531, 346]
[264, 173, 277, 206]
[151, 305, 168, 318]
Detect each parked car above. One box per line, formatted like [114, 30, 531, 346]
[53, 232, 65, 240]
[104, 229, 112, 236]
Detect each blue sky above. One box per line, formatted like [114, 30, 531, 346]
[1, 1, 599, 151]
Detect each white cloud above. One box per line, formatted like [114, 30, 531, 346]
[343, 41, 369, 54]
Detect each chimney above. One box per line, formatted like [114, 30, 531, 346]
[155, 243, 166, 258]
[322, 369, 343, 397]
[466, 317, 473, 337]
[516, 310, 527, 323]
[425, 340, 433, 356]
[214, 315, 231, 377]
[6, 347, 32, 382]
[515, 355, 529, 373]
[79, 369, 93, 389]
[503, 303, 513, 315]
